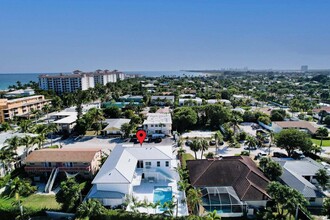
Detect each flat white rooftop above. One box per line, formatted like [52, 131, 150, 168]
[143, 113, 172, 125]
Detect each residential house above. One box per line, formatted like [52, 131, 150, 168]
[87, 144, 188, 215]
[187, 156, 270, 217]
[179, 97, 202, 106]
[119, 95, 144, 103]
[206, 99, 231, 106]
[101, 118, 131, 135]
[25, 148, 102, 178]
[143, 113, 172, 136]
[312, 106, 330, 120]
[272, 121, 317, 135]
[273, 158, 327, 207]
[150, 96, 175, 106]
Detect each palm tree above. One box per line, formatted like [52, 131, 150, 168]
[89, 108, 105, 135]
[245, 136, 257, 154]
[230, 112, 242, 134]
[207, 210, 221, 220]
[213, 130, 223, 154]
[5, 136, 21, 151]
[200, 139, 209, 159]
[190, 139, 201, 159]
[315, 127, 329, 147]
[20, 135, 35, 157]
[0, 147, 17, 171]
[76, 199, 106, 220]
[187, 188, 202, 216]
[18, 120, 33, 133]
[0, 122, 13, 132]
[268, 131, 274, 155]
[47, 123, 58, 146]
[177, 147, 186, 160]
[34, 135, 46, 149]
[42, 104, 51, 123]
[319, 110, 328, 124]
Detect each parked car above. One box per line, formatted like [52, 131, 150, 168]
[244, 146, 257, 151]
[209, 139, 216, 145]
[154, 138, 162, 143]
[273, 152, 288, 158]
[292, 151, 305, 160]
[185, 140, 193, 146]
[254, 152, 267, 160]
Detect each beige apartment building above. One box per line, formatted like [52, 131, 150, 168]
[0, 95, 50, 123]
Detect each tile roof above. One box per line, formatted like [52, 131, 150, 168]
[273, 121, 317, 134]
[25, 148, 101, 163]
[187, 156, 270, 201]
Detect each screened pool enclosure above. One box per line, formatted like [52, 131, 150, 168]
[200, 187, 245, 216]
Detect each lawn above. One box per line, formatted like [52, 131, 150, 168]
[181, 153, 195, 168]
[0, 194, 60, 210]
[311, 138, 330, 147]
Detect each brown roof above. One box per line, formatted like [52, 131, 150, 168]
[274, 121, 317, 134]
[25, 148, 101, 163]
[186, 156, 270, 201]
[313, 106, 330, 114]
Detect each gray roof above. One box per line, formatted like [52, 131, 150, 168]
[281, 169, 324, 198]
[102, 118, 131, 131]
[274, 157, 326, 198]
[89, 190, 125, 199]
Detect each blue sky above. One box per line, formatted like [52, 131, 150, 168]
[0, 0, 329, 72]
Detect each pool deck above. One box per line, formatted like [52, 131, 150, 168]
[127, 172, 188, 216]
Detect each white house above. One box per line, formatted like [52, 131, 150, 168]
[87, 144, 188, 216]
[102, 118, 131, 135]
[178, 97, 202, 106]
[143, 113, 172, 136]
[150, 96, 175, 106]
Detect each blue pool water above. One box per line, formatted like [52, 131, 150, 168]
[153, 186, 172, 210]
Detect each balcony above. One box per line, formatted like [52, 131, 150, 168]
[25, 166, 91, 172]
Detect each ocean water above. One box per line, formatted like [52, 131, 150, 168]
[0, 71, 203, 90]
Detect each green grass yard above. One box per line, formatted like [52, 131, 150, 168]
[181, 153, 195, 168]
[311, 138, 330, 147]
[0, 194, 60, 210]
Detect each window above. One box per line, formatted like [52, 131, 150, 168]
[145, 162, 151, 167]
[309, 198, 316, 202]
[157, 161, 160, 167]
[151, 125, 154, 127]
[165, 161, 169, 167]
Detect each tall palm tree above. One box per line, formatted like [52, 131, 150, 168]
[89, 108, 105, 135]
[187, 188, 202, 216]
[200, 139, 209, 159]
[316, 127, 329, 147]
[319, 110, 328, 124]
[245, 136, 257, 154]
[190, 139, 201, 159]
[0, 122, 13, 132]
[18, 120, 33, 133]
[214, 130, 223, 154]
[42, 104, 51, 123]
[47, 123, 58, 146]
[34, 135, 46, 149]
[0, 147, 17, 171]
[20, 135, 35, 157]
[5, 136, 21, 151]
[268, 131, 274, 155]
[230, 112, 243, 134]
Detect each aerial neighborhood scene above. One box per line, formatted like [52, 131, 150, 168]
[1, 1, 330, 220]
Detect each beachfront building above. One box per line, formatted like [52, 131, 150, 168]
[39, 70, 125, 93]
[143, 113, 172, 136]
[0, 95, 50, 123]
[187, 156, 270, 217]
[4, 88, 35, 98]
[87, 144, 188, 216]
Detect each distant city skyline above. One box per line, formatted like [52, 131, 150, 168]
[0, 0, 330, 73]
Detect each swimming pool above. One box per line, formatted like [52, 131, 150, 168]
[153, 186, 172, 210]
